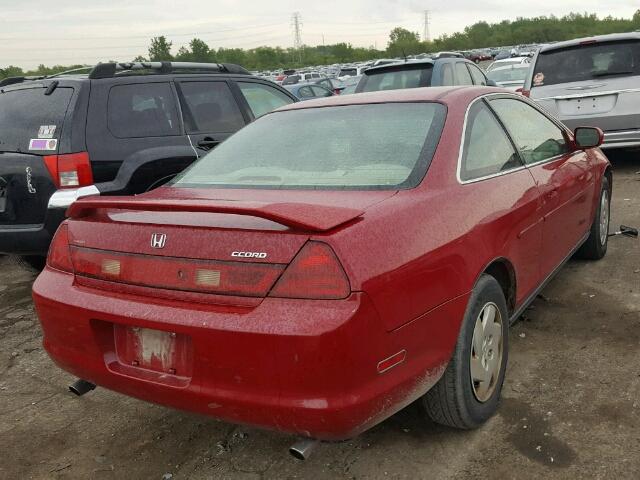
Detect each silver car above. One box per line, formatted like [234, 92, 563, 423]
[525, 32, 640, 149]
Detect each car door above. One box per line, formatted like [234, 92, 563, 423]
[459, 98, 543, 303]
[175, 80, 248, 155]
[488, 96, 596, 276]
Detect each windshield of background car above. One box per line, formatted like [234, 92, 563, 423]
[533, 40, 640, 87]
[172, 103, 446, 190]
[488, 66, 529, 83]
[359, 65, 433, 92]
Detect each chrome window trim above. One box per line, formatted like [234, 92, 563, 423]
[456, 93, 572, 185]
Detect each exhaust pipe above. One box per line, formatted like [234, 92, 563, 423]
[289, 438, 319, 460]
[69, 379, 96, 396]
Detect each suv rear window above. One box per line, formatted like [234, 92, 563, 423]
[533, 40, 640, 87]
[108, 83, 179, 138]
[0, 86, 73, 153]
[359, 65, 433, 92]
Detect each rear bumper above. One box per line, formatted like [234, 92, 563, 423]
[600, 129, 640, 150]
[33, 268, 467, 440]
[0, 186, 99, 255]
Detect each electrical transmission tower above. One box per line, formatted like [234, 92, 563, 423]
[291, 12, 303, 50]
[423, 10, 431, 42]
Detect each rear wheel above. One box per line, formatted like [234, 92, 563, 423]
[576, 176, 610, 260]
[423, 274, 509, 428]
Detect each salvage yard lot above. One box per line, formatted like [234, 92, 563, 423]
[0, 152, 638, 480]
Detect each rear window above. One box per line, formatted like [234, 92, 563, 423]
[488, 66, 529, 83]
[339, 68, 357, 77]
[359, 65, 433, 92]
[172, 102, 446, 190]
[533, 40, 640, 87]
[108, 83, 179, 138]
[0, 86, 73, 153]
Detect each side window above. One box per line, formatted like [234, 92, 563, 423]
[441, 64, 454, 86]
[108, 83, 180, 138]
[179, 81, 245, 133]
[468, 64, 487, 85]
[237, 82, 293, 118]
[489, 98, 570, 164]
[460, 101, 521, 181]
[310, 85, 332, 97]
[454, 62, 473, 85]
[298, 86, 315, 98]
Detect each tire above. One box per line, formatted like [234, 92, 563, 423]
[423, 274, 509, 429]
[9, 255, 46, 273]
[576, 176, 610, 260]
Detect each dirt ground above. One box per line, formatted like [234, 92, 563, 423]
[0, 151, 638, 480]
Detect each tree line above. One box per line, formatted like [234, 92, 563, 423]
[2, 11, 639, 79]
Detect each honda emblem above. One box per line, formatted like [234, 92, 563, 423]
[151, 233, 167, 249]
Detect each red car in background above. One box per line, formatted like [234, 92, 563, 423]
[33, 87, 611, 445]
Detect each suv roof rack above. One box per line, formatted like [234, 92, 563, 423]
[88, 61, 250, 79]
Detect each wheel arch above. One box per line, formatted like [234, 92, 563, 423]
[476, 257, 517, 316]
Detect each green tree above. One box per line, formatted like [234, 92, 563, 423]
[148, 36, 173, 61]
[387, 27, 422, 57]
[0, 65, 24, 80]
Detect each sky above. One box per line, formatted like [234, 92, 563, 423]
[0, 0, 638, 69]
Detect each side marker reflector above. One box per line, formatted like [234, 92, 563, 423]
[377, 350, 407, 374]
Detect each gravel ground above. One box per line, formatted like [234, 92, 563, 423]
[0, 151, 638, 480]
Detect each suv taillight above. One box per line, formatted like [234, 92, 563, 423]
[43, 152, 93, 188]
[269, 242, 351, 300]
[47, 223, 73, 273]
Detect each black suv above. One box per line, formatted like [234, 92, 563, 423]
[354, 57, 493, 93]
[0, 61, 297, 264]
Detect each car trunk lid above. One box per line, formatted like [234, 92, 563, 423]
[64, 187, 395, 303]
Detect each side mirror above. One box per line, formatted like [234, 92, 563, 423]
[486, 79, 498, 87]
[574, 127, 604, 148]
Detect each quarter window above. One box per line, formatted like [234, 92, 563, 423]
[468, 64, 487, 85]
[460, 101, 521, 181]
[179, 81, 245, 133]
[108, 83, 180, 138]
[455, 62, 473, 85]
[489, 98, 569, 164]
[441, 64, 454, 86]
[237, 82, 293, 118]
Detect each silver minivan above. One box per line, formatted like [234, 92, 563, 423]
[525, 32, 640, 149]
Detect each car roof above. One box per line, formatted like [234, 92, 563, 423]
[493, 56, 528, 63]
[539, 32, 640, 53]
[275, 86, 506, 112]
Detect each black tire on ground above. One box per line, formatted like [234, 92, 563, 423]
[423, 274, 509, 429]
[9, 255, 46, 273]
[576, 176, 610, 260]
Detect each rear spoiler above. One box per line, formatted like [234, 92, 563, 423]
[67, 197, 364, 232]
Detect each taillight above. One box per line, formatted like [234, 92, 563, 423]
[43, 152, 93, 188]
[70, 247, 285, 297]
[269, 241, 350, 300]
[47, 223, 73, 273]
[519, 89, 530, 97]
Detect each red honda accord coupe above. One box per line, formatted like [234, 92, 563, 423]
[33, 87, 611, 443]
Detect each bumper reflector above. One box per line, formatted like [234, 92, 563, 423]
[377, 350, 407, 374]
